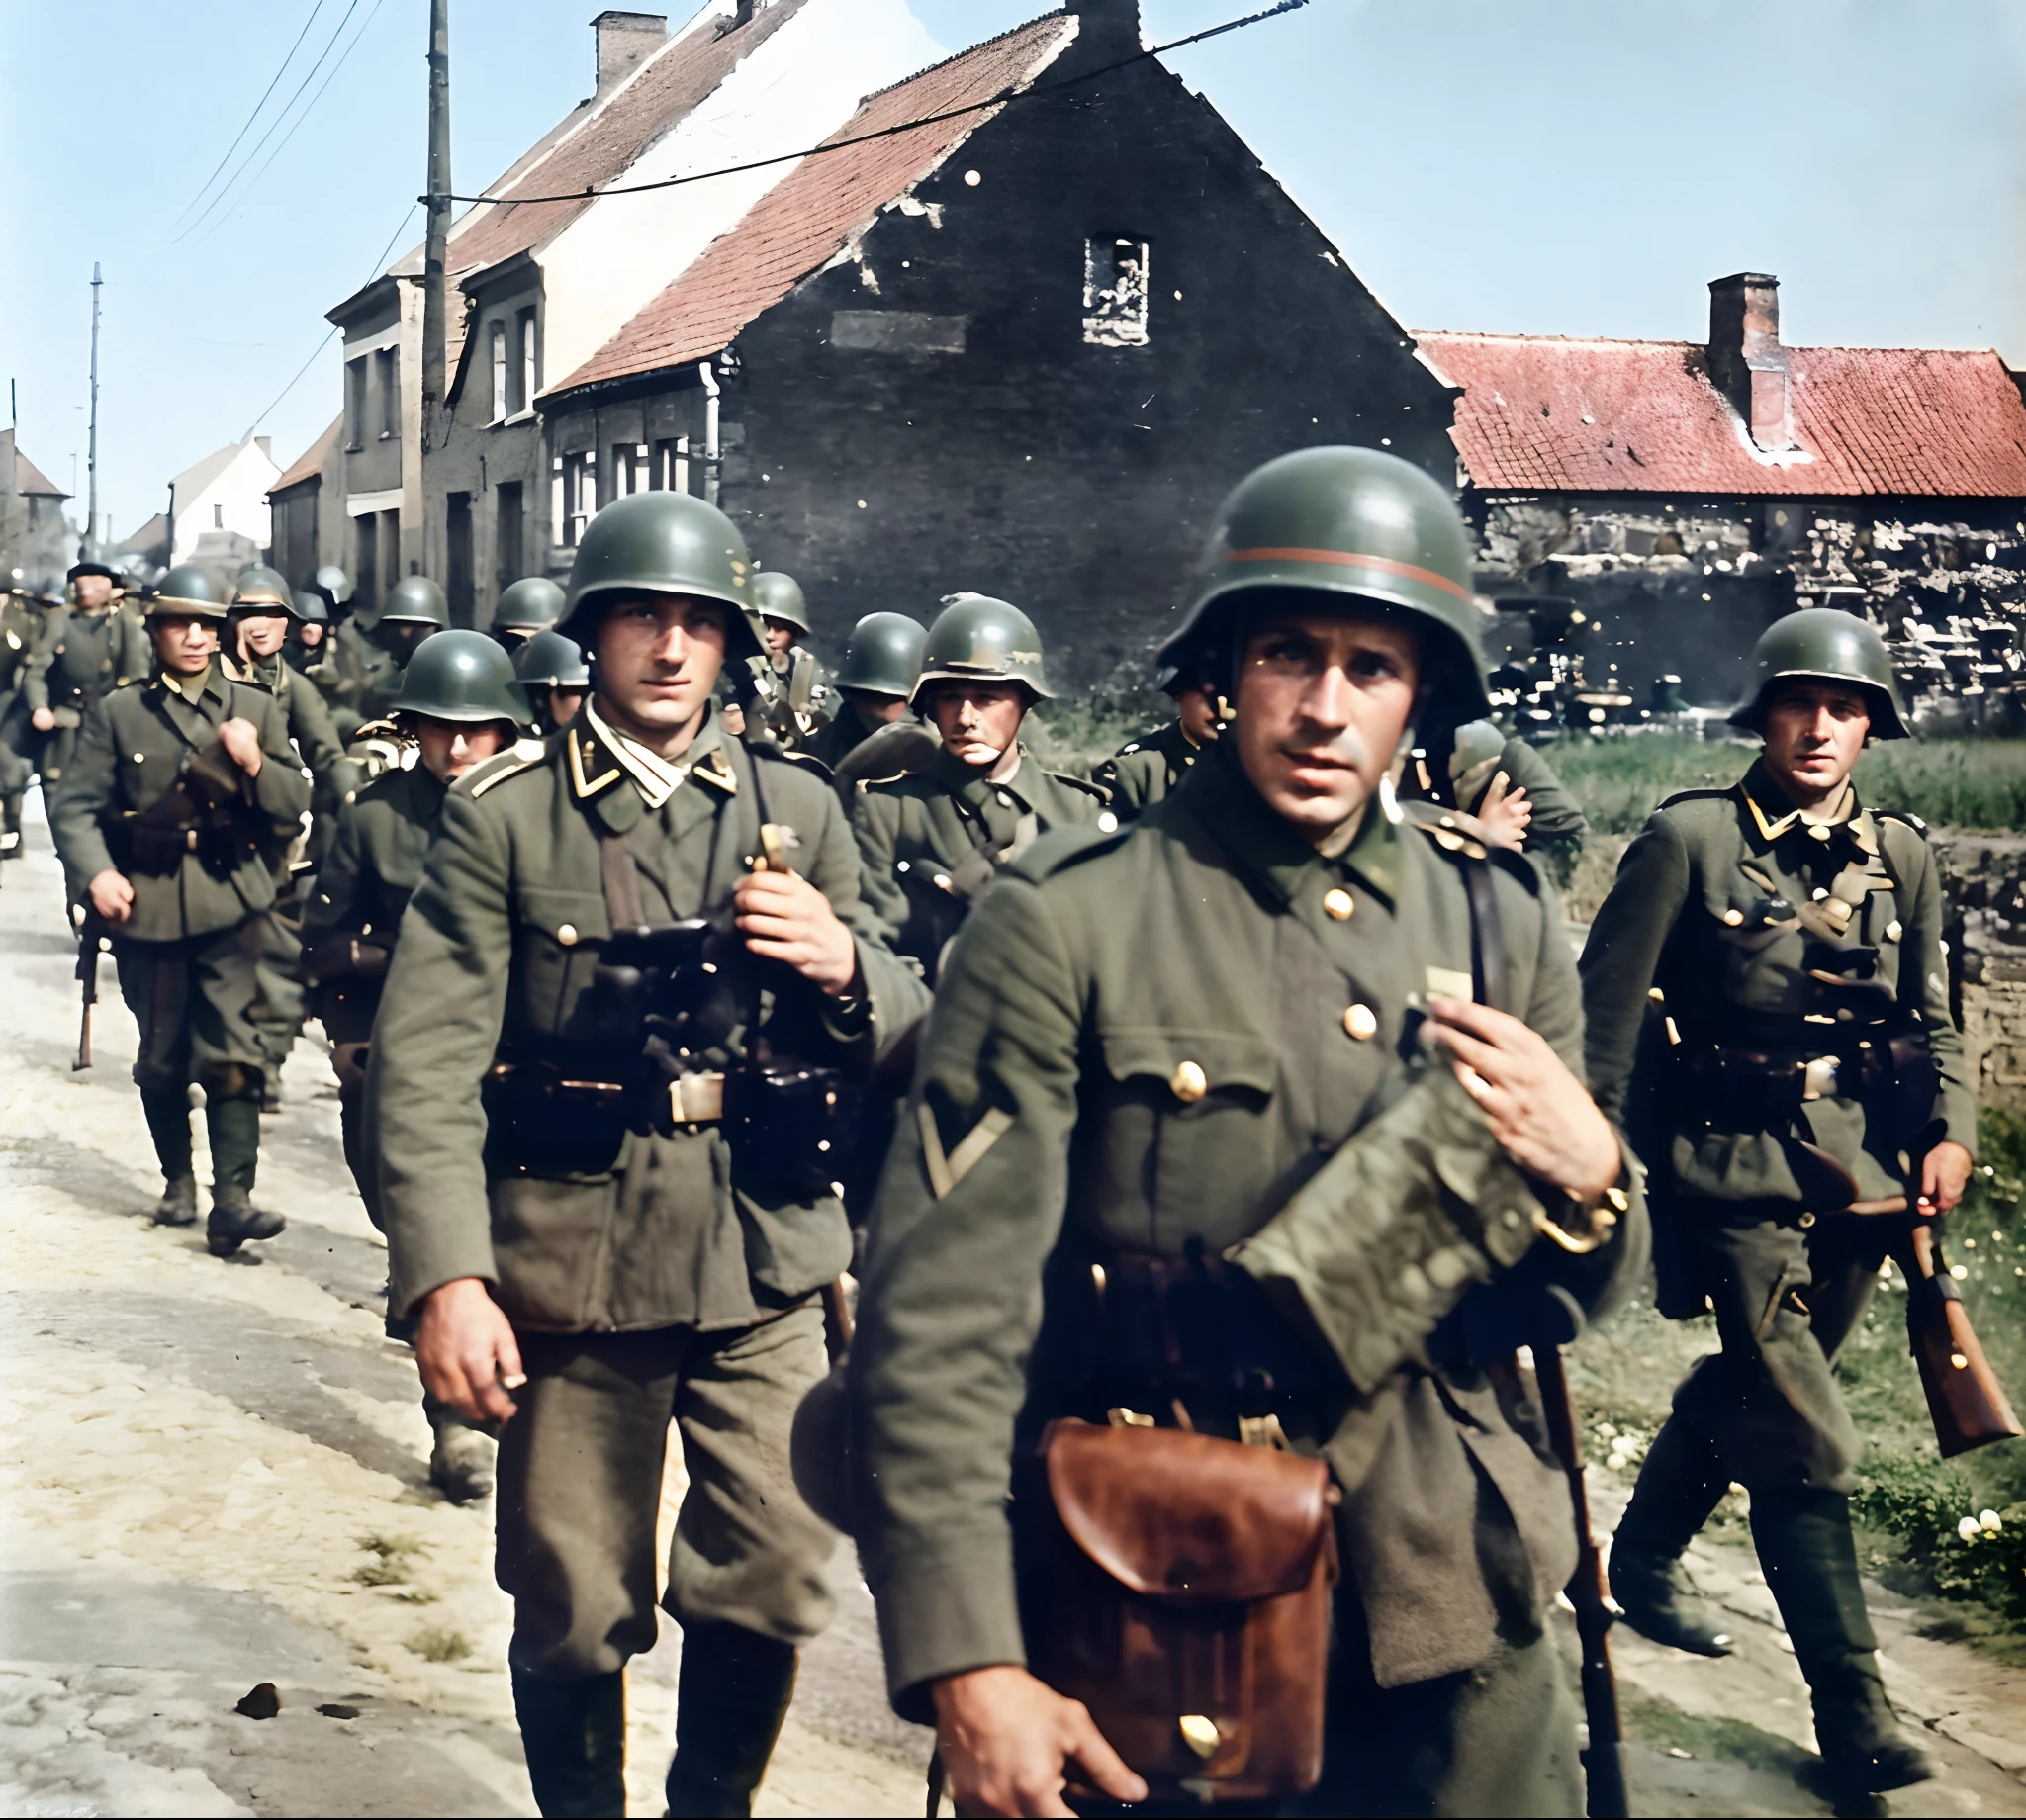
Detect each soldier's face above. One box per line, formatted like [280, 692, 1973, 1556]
[594, 592, 728, 746]
[74, 576, 111, 611]
[927, 682, 1027, 770]
[762, 617, 796, 658]
[152, 614, 218, 677]
[844, 687, 909, 727]
[235, 611, 290, 658]
[412, 715, 510, 782]
[1234, 606, 1421, 840]
[1175, 684, 1222, 744]
[1761, 682, 1870, 805]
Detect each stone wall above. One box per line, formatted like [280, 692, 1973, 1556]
[1934, 833, 2026, 1113]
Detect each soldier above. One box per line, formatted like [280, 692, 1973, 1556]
[25, 559, 152, 793]
[848, 448, 1644, 1818]
[296, 566, 352, 706]
[304, 630, 531, 1503]
[48, 566, 311, 1253]
[323, 575, 449, 741]
[493, 575, 566, 655]
[744, 570, 829, 748]
[0, 580, 46, 862]
[511, 627, 590, 734]
[1583, 608, 1972, 1797]
[806, 611, 924, 772]
[289, 588, 330, 669]
[365, 491, 928, 1817]
[1091, 658, 1223, 818]
[851, 592, 1108, 982]
[222, 565, 361, 1108]
[1397, 712, 1590, 888]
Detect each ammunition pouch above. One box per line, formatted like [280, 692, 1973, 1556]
[1015, 1418, 1337, 1804]
[108, 739, 262, 877]
[483, 1063, 635, 1179]
[1676, 1019, 1939, 1141]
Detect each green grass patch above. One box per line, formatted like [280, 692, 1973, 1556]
[1620, 1691, 1815, 1775]
[408, 1626, 473, 1663]
[352, 1533, 421, 1589]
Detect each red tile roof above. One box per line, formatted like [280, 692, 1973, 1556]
[14, 445, 67, 498]
[554, 14, 1078, 394]
[1416, 332, 2026, 499]
[270, 415, 340, 495]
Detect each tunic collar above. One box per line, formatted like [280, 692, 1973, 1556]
[1192, 741, 1403, 909]
[155, 661, 222, 708]
[577, 699, 733, 808]
[932, 744, 1031, 811]
[1738, 756, 1877, 855]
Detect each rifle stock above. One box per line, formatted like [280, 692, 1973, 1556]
[1533, 1343, 1629, 1820]
[73, 911, 105, 1071]
[1896, 1222, 2023, 1458]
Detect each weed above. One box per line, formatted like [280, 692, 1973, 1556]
[1619, 1691, 1815, 1775]
[409, 1627, 473, 1664]
[352, 1533, 421, 1590]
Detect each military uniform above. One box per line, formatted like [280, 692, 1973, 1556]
[0, 590, 45, 858]
[368, 491, 930, 1818]
[1399, 718, 1589, 889]
[1583, 609, 1965, 1792]
[24, 597, 151, 787]
[851, 449, 1643, 1818]
[806, 694, 890, 771]
[1093, 716, 1207, 817]
[48, 639, 310, 1250]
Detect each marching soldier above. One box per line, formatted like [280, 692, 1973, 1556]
[289, 588, 330, 669]
[849, 448, 1644, 1818]
[0, 580, 45, 862]
[365, 492, 927, 1816]
[322, 574, 449, 741]
[296, 566, 352, 707]
[1583, 609, 1971, 1796]
[493, 575, 567, 655]
[303, 629, 531, 1503]
[851, 592, 1108, 982]
[806, 611, 924, 772]
[744, 570, 828, 749]
[25, 559, 151, 792]
[511, 627, 590, 734]
[1397, 713, 1590, 888]
[1091, 658, 1223, 818]
[48, 566, 310, 1253]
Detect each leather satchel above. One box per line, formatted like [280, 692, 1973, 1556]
[1019, 1418, 1339, 1804]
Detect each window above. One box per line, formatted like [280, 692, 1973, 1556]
[557, 450, 596, 545]
[354, 513, 379, 617]
[212, 502, 224, 529]
[447, 492, 474, 626]
[376, 347, 400, 438]
[609, 443, 648, 501]
[490, 324, 508, 423]
[1083, 237, 1151, 348]
[654, 437, 691, 496]
[344, 357, 368, 449]
[495, 483, 523, 596]
[516, 309, 538, 413]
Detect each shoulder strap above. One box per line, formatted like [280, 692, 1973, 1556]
[1461, 850, 1511, 1014]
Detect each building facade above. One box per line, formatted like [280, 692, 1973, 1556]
[0, 433, 75, 589]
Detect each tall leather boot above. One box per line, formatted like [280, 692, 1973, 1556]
[1751, 1489, 1937, 1794]
[1609, 1416, 1735, 1657]
[511, 1666, 628, 1819]
[141, 1088, 197, 1225]
[665, 1622, 798, 1819]
[205, 1096, 284, 1256]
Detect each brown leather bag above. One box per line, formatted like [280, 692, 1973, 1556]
[1019, 1417, 1339, 1804]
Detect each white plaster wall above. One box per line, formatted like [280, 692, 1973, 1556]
[171, 442, 280, 562]
[538, 0, 946, 391]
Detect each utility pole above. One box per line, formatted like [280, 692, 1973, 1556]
[86, 262, 101, 561]
[420, 0, 450, 470]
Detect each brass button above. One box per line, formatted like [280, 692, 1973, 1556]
[1722, 908, 1744, 927]
[1170, 1060, 1208, 1103]
[1808, 823, 1831, 842]
[557, 923, 579, 947]
[1798, 1212, 1816, 1229]
[1324, 888, 1354, 921]
[1885, 919, 1903, 942]
[1097, 811, 1118, 833]
[1343, 1004, 1379, 1041]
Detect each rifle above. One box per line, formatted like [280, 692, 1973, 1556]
[1894, 1217, 2023, 1458]
[73, 906, 108, 1070]
[1533, 1342, 1629, 1820]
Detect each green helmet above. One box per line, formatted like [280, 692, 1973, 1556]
[391, 630, 530, 726]
[913, 593, 1052, 704]
[382, 574, 450, 627]
[495, 575, 566, 634]
[295, 591, 330, 626]
[513, 627, 591, 689]
[230, 564, 300, 617]
[560, 492, 759, 663]
[149, 563, 229, 621]
[312, 565, 354, 608]
[836, 612, 926, 698]
[751, 571, 811, 637]
[1731, 608, 1910, 740]
[1160, 446, 1488, 717]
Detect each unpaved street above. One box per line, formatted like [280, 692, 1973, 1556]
[3, 789, 2026, 1819]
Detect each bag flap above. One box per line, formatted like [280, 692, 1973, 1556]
[1042, 1418, 1332, 1603]
[1097, 1028, 1277, 1097]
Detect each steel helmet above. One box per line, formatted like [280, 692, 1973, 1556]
[148, 563, 230, 622]
[495, 575, 566, 634]
[230, 564, 300, 617]
[312, 565, 354, 607]
[836, 612, 926, 699]
[1730, 608, 1910, 740]
[1160, 446, 1488, 718]
[751, 571, 811, 637]
[560, 492, 759, 663]
[294, 590, 330, 626]
[913, 593, 1053, 704]
[381, 574, 450, 628]
[391, 629, 530, 726]
[513, 627, 591, 689]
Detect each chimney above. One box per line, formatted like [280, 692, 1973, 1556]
[592, 10, 666, 97]
[1707, 272, 1792, 452]
[1068, 0, 1144, 59]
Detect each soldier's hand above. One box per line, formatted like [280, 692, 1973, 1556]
[218, 716, 264, 778]
[1918, 1139, 1974, 1215]
[734, 868, 859, 994]
[930, 1667, 1147, 1818]
[1427, 998, 1621, 1201]
[87, 868, 135, 925]
[31, 707, 54, 733]
[415, 1277, 526, 1424]
[1474, 775, 1533, 852]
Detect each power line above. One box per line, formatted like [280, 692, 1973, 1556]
[169, 0, 328, 234]
[174, 0, 363, 245]
[434, 0, 1311, 209]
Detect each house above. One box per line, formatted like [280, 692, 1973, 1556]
[1418, 273, 2026, 713]
[268, 416, 341, 593]
[166, 437, 282, 580]
[533, 0, 1457, 687]
[0, 432, 75, 589]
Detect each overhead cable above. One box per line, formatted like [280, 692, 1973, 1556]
[169, 0, 328, 234]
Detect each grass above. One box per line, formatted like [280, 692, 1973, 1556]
[352, 1533, 420, 1589]
[408, 1626, 473, 1663]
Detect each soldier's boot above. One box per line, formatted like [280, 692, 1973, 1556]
[205, 1096, 284, 1256]
[141, 1089, 199, 1227]
[1752, 1489, 1937, 1794]
[1609, 1417, 1735, 1657]
[153, 1174, 199, 1228]
[664, 1622, 797, 1818]
[426, 1400, 497, 1503]
[510, 1666, 627, 1819]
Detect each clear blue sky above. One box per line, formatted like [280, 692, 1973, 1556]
[3, 0, 2020, 544]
